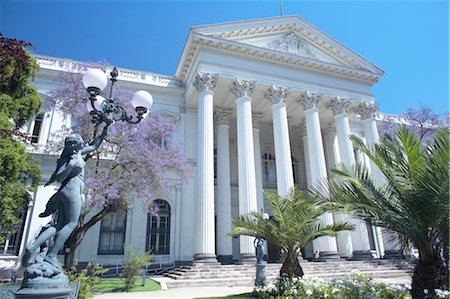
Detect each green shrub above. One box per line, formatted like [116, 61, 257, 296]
[67, 263, 107, 299]
[254, 274, 414, 299]
[122, 246, 152, 291]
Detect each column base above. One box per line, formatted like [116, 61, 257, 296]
[239, 253, 256, 264]
[315, 251, 341, 261]
[383, 250, 405, 259]
[217, 255, 234, 265]
[348, 250, 374, 260]
[193, 254, 218, 264]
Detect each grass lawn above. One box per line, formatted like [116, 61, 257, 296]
[197, 293, 255, 299]
[93, 277, 161, 292]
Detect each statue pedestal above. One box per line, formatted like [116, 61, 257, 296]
[15, 287, 72, 299]
[15, 260, 72, 299]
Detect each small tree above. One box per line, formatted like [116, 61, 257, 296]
[0, 34, 41, 242]
[122, 247, 152, 291]
[231, 188, 353, 278]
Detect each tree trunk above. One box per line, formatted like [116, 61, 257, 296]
[279, 250, 303, 278]
[412, 253, 447, 298]
[63, 206, 111, 270]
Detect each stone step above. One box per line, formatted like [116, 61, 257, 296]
[157, 259, 415, 288]
[162, 272, 413, 288]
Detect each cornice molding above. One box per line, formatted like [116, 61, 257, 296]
[34, 54, 184, 88]
[230, 78, 257, 98]
[264, 85, 290, 105]
[177, 34, 382, 85]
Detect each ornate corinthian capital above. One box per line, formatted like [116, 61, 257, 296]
[193, 72, 219, 92]
[214, 109, 233, 126]
[252, 114, 265, 129]
[264, 85, 290, 105]
[297, 91, 321, 110]
[353, 102, 379, 120]
[329, 97, 351, 116]
[230, 78, 257, 98]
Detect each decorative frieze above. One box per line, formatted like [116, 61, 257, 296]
[354, 103, 379, 120]
[264, 85, 290, 105]
[329, 97, 351, 116]
[297, 91, 321, 110]
[230, 78, 256, 98]
[266, 32, 318, 59]
[193, 72, 219, 92]
[214, 109, 233, 126]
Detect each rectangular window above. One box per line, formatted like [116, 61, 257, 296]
[98, 213, 127, 255]
[31, 113, 44, 144]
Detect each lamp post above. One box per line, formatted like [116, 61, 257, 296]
[16, 67, 153, 299]
[82, 67, 153, 126]
[255, 212, 270, 287]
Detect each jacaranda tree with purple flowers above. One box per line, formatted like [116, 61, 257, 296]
[379, 105, 448, 142]
[46, 62, 190, 269]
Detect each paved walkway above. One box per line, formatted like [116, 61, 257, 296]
[92, 286, 254, 299]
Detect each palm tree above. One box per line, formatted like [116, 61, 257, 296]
[230, 188, 353, 278]
[326, 127, 449, 298]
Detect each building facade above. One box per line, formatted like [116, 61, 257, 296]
[1, 16, 401, 271]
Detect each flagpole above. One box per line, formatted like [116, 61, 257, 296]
[280, 0, 283, 16]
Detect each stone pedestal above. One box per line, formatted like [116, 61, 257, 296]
[15, 287, 72, 299]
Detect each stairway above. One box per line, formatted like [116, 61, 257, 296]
[154, 259, 414, 288]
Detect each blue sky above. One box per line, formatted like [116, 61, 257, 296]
[1, 0, 448, 115]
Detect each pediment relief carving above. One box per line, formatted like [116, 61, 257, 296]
[265, 32, 317, 59]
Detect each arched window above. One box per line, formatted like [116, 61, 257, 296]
[146, 199, 171, 255]
[262, 152, 276, 183]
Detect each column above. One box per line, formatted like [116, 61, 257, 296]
[231, 78, 258, 262]
[253, 115, 265, 214]
[330, 97, 372, 259]
[355, 102, 401, 258]
[323, 126, 353, 258]
[215, 109, 233, 264]
[298, 122, 312, 188]
[193, 72, 218, 262]
[264, 85, 294, 196]
[297, 91, 340, 260]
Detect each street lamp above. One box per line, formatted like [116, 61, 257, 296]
[83, 67, 153, 126]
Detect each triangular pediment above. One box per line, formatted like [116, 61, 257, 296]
[233, 31, 344, 66]
[177, 16, 383, 83]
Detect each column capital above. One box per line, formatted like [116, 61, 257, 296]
[193, 72, 219, 93]
[214, 109, 233, 126]
[264, 85, 290, 105]
[353, 102, 379, 120]
[231, 78, 257, 98]
[297, 91, 321, 110]
[252, 114, 265, 129]
[329, 97, 351, 116]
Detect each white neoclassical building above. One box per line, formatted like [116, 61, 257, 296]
[1, 16, 402, 271]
